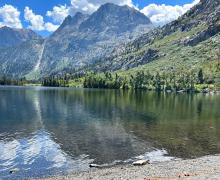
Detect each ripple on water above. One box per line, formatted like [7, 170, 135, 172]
[0, 130, 94, 178]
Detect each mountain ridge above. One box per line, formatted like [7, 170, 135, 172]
[0, 26, 42, 47]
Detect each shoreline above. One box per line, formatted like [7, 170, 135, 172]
[1, 85, 220, 95]
[41, 155, 220, 180]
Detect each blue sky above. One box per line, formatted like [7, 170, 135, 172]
[0, 0, 195, 10]
[0, 0, 198, 36]
[135, 0, 194, 7]
[0, 0, 195, 16]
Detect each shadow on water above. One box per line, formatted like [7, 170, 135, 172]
[0, 87, 220, 178]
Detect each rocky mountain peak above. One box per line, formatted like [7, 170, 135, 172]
[0, 26, 42, 47]
[56, 12, 89, 33]
[0, 26, 11, 30]
[79, 3, 152, 34]
[74, 12, 87, 19]
[98, 2, 127, 12]
[183, 0, 219, 22]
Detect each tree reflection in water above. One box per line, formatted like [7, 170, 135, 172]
[0, 87, 220, 178]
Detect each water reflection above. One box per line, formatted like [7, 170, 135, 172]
[0, 130, 93, 178]
[0, 87, 220, 178]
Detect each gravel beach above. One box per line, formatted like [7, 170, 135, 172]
[41, 155, 220, 180]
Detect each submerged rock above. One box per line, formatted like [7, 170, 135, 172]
[132, 160, 149, 166]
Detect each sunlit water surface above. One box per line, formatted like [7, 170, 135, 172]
[1, 86, 220, 178]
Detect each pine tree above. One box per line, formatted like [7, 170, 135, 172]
[198, 69, 204, 84]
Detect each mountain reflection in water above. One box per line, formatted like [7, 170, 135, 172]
[1, 86, 220, 178]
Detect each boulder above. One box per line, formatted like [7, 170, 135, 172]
[132, 160, 149, 166]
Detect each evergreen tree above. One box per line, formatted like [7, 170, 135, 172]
[154, 72, 161, 91]
[198, 69, 204, 84]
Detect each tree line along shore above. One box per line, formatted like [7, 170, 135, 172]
[1, 68, 220, 93]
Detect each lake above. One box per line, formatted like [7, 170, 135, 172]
[1, 86, 220, 178]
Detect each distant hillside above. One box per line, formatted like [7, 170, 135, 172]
[0, 26, 42, 47]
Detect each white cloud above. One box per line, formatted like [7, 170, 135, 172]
[24, 7, 59, 32]
[0, 4, 22, 28]
[24, 7, 45, 31]
[141, 0, 200, 26]
[47, 5, 69, 24]
[45, 22, 59, 32]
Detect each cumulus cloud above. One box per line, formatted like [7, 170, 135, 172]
[0, 4, 22, 28]
[24, 7, 45, 31]
[141, 0, 200, 26]
[24, 7, 59, 32]
[47, 5, 69, 24]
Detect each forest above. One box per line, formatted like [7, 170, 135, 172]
[41, 75, 69, 87]
[1, 68, 219, 93]
[0, 76, 27, 86]
[83, 69, 218, 92]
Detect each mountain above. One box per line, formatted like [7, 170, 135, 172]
[55, 12, 89, 34]
[0, 39, 44, 78]
[38, 3, 153, 77]
[0, 26, 43, 78]
[0, 3, 153, 79]
[0, 26, 42, 47]
[79, 3, 151, 34]
[1, 0, 218, 81]
[87, 0, 220, 78]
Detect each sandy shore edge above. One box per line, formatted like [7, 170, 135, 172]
[40, 155, 220, 180]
